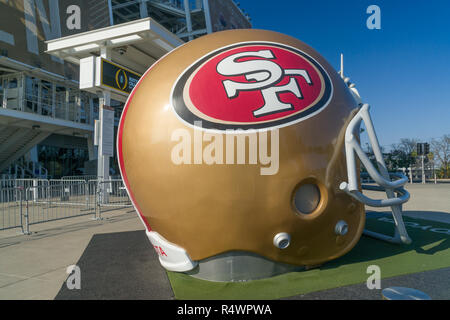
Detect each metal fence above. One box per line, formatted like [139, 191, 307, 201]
[0, 178, 49, 189]
[0, 179, 131, 234]
[61, 175, 97, 181]
[0, 186, 25, 231]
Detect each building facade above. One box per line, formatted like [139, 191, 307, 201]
[0, 0, 251, 179]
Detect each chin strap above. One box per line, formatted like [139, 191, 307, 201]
[339, 97, 412, 244]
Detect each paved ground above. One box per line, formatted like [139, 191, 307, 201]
[366, 183, 450, 223]
[0, 208, 144, 299]
[284, 266, 450, 300]
[0, 183, 448, 300]
[54, 230, 174, 300]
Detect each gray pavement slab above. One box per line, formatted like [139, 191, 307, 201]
[55, 230, 174, 300]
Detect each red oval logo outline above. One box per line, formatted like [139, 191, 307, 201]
[171, 42, 333, 131]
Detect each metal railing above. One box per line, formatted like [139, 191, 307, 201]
[0, 178, 49, 189]
[0, 186, 25, 231]
[95, 179, 131, 208]
[0, 179, 131, 234]
[61, 175, 97, 181]
[1, 73, 96, 125]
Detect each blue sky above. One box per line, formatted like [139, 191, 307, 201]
[238, 0, 450, 149]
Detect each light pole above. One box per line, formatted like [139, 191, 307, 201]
[421, 155, 425, 184]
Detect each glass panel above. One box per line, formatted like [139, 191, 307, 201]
[24, 76, 39, 113]
[67, 89, 78, 122]
[41, 80, 53, 116]
[111, 0, 140, 25]
[79, 93, 88, 124]
[93, 97, 99, 120]
[7, 78, 17, 89]
[6, 77, 20, 110]
[38, 144, 90, 178]
[54, 85, 67, 120]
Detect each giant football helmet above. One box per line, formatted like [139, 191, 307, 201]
[118, 29, 410, 281]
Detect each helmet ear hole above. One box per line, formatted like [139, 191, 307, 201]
[293, 183, 321, 214]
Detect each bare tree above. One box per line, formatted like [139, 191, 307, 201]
[396, 138, 419, 156]
[431, 134, 450, 178]
[388, 138, 419, 169]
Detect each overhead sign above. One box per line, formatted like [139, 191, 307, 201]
[417, 142, 430, 156]
[101, 106, 115, 157]
[100, 58, 141, 94]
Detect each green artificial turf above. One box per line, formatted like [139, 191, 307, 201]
[167, 214, 450, 300]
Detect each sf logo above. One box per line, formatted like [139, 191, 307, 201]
[216, 49, 312, 117]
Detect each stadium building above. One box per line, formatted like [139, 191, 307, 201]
[0, 0, 251, 180]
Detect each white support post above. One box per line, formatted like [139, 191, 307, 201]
[97, 92, 111, 180]
[433, 161, 436, 184]
[97, 92, 111, 205]
[421, 155, 425, 184]
[97, 47, 112, 204]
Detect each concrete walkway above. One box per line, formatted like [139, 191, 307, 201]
[0, 183, 448, 300]
[0, 208, 144, 299]
[365, 183, 450, 223]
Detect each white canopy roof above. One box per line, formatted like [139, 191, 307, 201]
[46, 17, 184, 75]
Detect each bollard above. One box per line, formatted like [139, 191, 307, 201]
[22, 198, 31, 235]
[408, 166, 413, 184]
[19, 187, 23, 231]
[91, 182, 103, 221]
[33, 179, 38, 202]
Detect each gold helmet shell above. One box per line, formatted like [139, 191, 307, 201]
[118, 29, 367, 271]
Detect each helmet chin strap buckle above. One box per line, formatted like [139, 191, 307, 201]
[340, 103, 412, 245]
